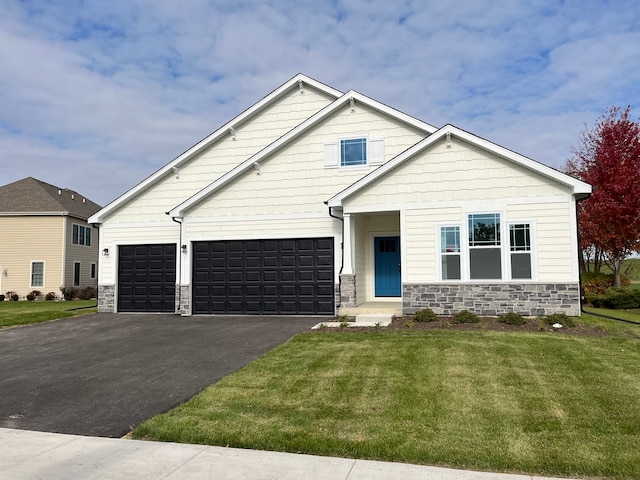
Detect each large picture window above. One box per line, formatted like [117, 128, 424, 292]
[440, 226, 461, 280]
[468, 213, 501, 279]
[340, 138, 367, 166]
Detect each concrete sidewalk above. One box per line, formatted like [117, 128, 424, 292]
[0, 428, 573, 480]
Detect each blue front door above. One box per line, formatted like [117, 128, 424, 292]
[374, 236, 401, 297]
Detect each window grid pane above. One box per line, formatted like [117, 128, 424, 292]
[72, 224, 79, 244]
[86, 228, 91, 246]
[31, 262, 44, 287]
[469, 213, 500, 246]
[340, 138, 367, 166]
[441, 226, 460, 253]
[509, 224, 531, 251]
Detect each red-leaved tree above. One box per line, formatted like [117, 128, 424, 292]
[565, 106, 640, 287]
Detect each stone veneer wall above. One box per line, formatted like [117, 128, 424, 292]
[339, 274, 357, 308]
[97, 284, 115, 313]
[403, 283, 580, 316]
[176, 285, 191, 315]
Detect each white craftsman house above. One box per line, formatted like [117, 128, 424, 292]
[89, 74, 591, 316]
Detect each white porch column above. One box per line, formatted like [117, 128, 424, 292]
[342, 213, 354, 275]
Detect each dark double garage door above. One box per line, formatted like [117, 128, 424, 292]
[192, 238, 334, 315]
[118, 238, 334, 315]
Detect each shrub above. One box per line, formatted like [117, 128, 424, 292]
[541, 312, 576, 327]
[582, 271, 630, 296]
[26, 293, 35, 301]
[498, 312, 526, 325]
[413, 308, 438, 323]
[59, 287, 78, 301]
[45, 292, 56, 301]
[78, 286, 97, 300]
[454, 310, 480, 324]
[590, 288, 640, 309]
[6, 291, 19, 301]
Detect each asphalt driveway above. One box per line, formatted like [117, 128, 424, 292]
[0, 313, 319, 437]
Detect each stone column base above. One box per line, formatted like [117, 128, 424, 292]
[339, 274, 357, 308]
[97, 285, 115, 313]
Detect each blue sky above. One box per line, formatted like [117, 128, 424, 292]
[1, 0, 639, 206]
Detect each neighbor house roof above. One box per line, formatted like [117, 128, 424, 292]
[0, 177, 102, 219]
[89, 73, 344, 223]
[326, 124, 592, 208]
[167, 89, 438, 217]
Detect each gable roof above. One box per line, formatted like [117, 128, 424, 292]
[167, 90, 438, 217]
[326, 124, 592, 207]
[0, 177, 102, 219]
[89, 73, 343, 223]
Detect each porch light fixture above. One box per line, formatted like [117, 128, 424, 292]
[350, 97, 355, 112]
[253, 162, 261, 175]
[102, 248, 109, 256]
[229, 127, 236, 140]
[172, 166, 180, 179]
[446, 132, 452, 148]
[181, 244, 188, 253]
[298, 79, 304, 94]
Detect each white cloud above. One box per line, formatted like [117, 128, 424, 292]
[0, 0, 639, 204]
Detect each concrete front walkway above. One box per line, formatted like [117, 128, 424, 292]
[0, 428, 573, 480]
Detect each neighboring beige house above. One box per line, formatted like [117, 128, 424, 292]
[0, 177, 101, 300]
[89, 74, 591, 316]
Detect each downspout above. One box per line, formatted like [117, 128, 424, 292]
[575, 194, 640, 325]
[169, 214, 183, 314]
[328, 205, 344, 310]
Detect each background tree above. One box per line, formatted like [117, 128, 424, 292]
[565, 106, 640, 287]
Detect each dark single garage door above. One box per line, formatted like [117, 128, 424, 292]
[192, 238, 334, 315]
[118, 244, 176, 312]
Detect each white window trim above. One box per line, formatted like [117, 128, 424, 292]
[437, 214, 538, 282]
[437, 224, 464, 282]
[30, 260, 45, 288]
[73, 261, 81, 287]
[338, 134, 369, 170]
[72, 223, 92, 246]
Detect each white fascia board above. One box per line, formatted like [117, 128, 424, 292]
[169, 90, 437, 217]
[89, 74, 342, 224]
[327, 125, 591, 207]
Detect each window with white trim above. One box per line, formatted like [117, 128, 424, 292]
[90, 262, 97, 279]
[72, 224, 92, 246]
[468, 213, 502, 280]
[323, 137, 384, 168]
[440, 226, 461, 280]
[340, 138, 367, 166]
[31, 261, 44, 287]
[73, 262, 81, 287]
[509, 223, 532, 279]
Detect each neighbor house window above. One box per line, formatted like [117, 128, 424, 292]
[510, 223, 532, 279]
[72, 224, 91, 246]
[440, 226, 461, 280]
[468, 213, 502, 279]
[74, 262, 81, 286]
[340, 138, 367, 166]
[31, 261, 44, 287]
[90, 262, 97, 279]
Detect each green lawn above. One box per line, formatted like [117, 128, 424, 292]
[0, 300, 97, 328]
[133, 327, 640, 479]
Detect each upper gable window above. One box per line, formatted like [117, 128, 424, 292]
[340, 138, 367, 167]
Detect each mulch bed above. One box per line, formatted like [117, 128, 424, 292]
[314, 315, 617, 337]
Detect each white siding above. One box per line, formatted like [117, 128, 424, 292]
[105, 86, 336, 224]
[189, 104, 425, 218]
[344, 140, 571, 210]
[404, 208, 462, 283]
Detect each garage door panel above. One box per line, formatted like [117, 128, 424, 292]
[193, 238, 334, 315]
[118, 243, 176, 313]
